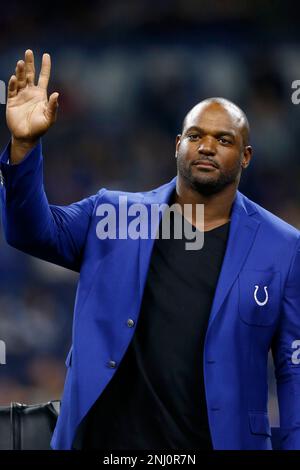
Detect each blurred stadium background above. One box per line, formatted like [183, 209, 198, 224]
[0, 0, 300, 428]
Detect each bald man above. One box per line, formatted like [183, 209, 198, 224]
[1, 50, 300, 450]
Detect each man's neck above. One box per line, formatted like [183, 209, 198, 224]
[174, 178, 237, 232]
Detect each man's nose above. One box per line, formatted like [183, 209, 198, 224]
[197, 137, 216, 156]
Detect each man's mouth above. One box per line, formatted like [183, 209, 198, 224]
[193, 160, 218, 169]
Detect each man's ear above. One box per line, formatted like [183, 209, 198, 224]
[175, 134, 181, 158]
[241, 145, 252, 168]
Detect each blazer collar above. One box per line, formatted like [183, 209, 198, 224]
[139, 176, 261, 328]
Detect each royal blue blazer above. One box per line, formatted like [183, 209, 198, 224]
[1, 140, 300, 450]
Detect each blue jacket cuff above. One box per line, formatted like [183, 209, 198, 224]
[0, 139, 42, 183]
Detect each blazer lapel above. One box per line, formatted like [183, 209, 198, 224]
[207, 191, 261, 328]
[138, 177, 177, 301]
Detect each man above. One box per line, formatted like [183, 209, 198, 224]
[1, 49, 300, 450]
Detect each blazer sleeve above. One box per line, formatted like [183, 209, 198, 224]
[271, 235, 300, 449]
[0, 139, 102, 272]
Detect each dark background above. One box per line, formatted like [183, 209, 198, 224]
[1, 0, 300, 427]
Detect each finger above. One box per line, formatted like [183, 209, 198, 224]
[15, 60, 27, 90]
[45, 92, 59, 123]
[7, 75, 18, 98]
[25, 49, 35, 86]
[38, 53, 51, 89]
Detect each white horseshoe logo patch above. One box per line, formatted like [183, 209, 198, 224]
[254, 285, 268, 306]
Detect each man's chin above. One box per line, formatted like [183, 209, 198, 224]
[190, 177, 224, 196]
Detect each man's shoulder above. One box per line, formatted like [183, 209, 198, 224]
[239, 191, 300, 241]
[95, 178, 176, 202]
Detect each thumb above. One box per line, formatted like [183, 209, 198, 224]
[45, 92, 59, 123]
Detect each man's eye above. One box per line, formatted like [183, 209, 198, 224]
[188, 134, 199, 141]
[219, 137, 230, 144]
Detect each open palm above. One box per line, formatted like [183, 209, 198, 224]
[6, 50, 59, 142]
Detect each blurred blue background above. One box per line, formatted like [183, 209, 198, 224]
[1, 0, 300, 427]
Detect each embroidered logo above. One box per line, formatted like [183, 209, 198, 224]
[254, 285, 269, 306]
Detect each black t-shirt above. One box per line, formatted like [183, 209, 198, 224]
[81, 209, 230, 450]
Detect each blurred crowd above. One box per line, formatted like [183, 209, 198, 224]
[1, 0, 300, 427]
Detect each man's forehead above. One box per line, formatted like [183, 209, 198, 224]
[185, 102, 242, 131]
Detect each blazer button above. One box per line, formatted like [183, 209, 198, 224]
[127, 319, 135, 328]
[108, 360, 117, 368]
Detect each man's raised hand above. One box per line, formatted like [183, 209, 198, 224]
[6, 50, 59, 163]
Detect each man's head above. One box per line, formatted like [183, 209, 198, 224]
[175, 97, 252, 196]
